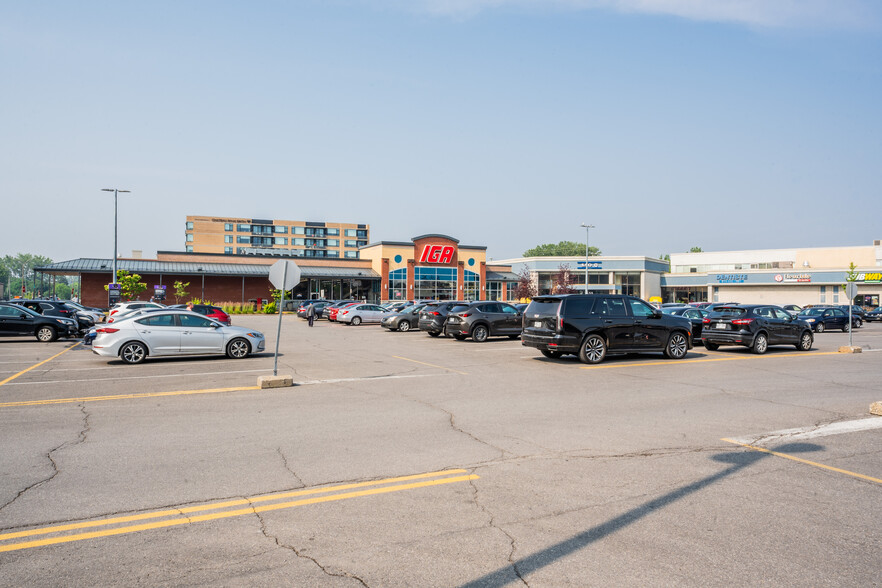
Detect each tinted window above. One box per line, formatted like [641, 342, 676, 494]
[629, 299, 656, 318]
[0, 306, 21, 317]
[482, 303, 502, 313]
[597, 298, 627, 316]
[449, 304, 471, 313]
[137, 314, 177, 327]
[500, 304, 519, 314]
[710, 308, 746, 317]
[179, 314, 215, 328]
[526, 299, 563, 316]
[773, 308, 791, 320]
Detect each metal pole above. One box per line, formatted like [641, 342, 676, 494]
[581, 223, 595, 293]
[102, 188, 130, 286]
[273, 264, 288, 377]
[848, 303, 853, 347]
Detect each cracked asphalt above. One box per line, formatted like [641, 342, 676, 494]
[0, 316, 880, 586]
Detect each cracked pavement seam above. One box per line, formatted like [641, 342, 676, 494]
[0, 402, 91, 513]
[253, 507, 370, 587]
[277, 447, 306, 488]
[467, 470, 529, 587]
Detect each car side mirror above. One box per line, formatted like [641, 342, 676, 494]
[653, 309, 662, 318]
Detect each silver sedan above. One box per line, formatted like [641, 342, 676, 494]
[92, 310, 265, 364]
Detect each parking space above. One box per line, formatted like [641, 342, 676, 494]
[1, 313, 880, 585]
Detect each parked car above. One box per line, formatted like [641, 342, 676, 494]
[702, 305, 813, 353]
[10, 299, 93, 333]
[381, 304, 428, 332]
[0, 302, 79, 341]
[296, 300, 330, 319]
[327, 301, 360, 322]
[837, 305, 866, 323]
[865, 308, 882, 322]
[418, 301, 467, 337]
[108, 301, 166, 318]
[798, 306, 860, 332]
[445, 301, 523, 342]
[91, 310, 265, 364]
[704, 302, 740, 312]
[63, 300, 106, 324]
[337, 304, 395, 325]
[782, 304, 802, 316]
[521, 294, 693, 363]
[661, 306, 708, 342]
[108, 307, 169, 323]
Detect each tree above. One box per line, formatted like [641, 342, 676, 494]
[173, 280, 190, 304]
[553, 264, 577, 294]
[523, 241, 601, 257]
[842, 262, 859, 298]
[1, 253, 54, 298]
[104, 270, 147, 301]
[689, 246, 703, 253]
[514, 267, 537, 301]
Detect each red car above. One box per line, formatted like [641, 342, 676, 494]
[327, 302, 359, 322]
[180, 304, 232, 325]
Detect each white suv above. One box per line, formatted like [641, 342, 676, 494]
[108, 301, 166, 318]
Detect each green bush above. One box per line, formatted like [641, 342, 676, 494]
[263, 300, 277, 314]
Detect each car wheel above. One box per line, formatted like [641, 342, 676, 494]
[351, 316, 362, 326]
[855, 319, 862, 328]
[428, 331, 440, 337]
[842, 322, 850, 333]
[120, 341, 147, 364]
[398, 321, 411, 332]
[578, 334, 607, 364]
[35, 326, 58, 342]
[664, 332, 689, 359]
[541, 349, 562, 359]
[815, 322, 825, 333]
[796, 331, 813, 351]
[752, 332, 768, 355]
[227, 338, 250, 359]
[472, 324, 489, 343]
[703, 341, 720, 351]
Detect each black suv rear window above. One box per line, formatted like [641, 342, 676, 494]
[710, 307, 746, 317]
[526, 299, 562, 316]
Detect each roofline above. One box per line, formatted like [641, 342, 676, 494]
[411, 234, 460, 244]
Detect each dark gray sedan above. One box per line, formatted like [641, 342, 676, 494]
[381, 304, 428, 332]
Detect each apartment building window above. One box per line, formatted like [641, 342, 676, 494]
[345, 251, 359, 259]
[237, 236, 250, 244]
[326, 250, 339, 258]
[345, 229, 357, 237]
[293, 226, 305, 235]
[274, 225, 288, 233]
[357, 240, 367, 247]
[357, 229, 367, 238]
[224, 223, 234, 231]
[224, 235, 233, 243]
[274, 237, 287, 245]
[186, 246, 194, 252]
[292, 238, 305, 246]
[345, 240, 358, 248]
[820, 286, 827, 304]
[186, 234, 194, 242]
[237, 224, 251, 232]
[186, 221, 194, 230]
[327, 228, 339, 236]
[224, 247, 233, 254]
[326, 239, 339, 247]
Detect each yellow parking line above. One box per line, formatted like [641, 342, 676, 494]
[579, 351, 841, 370]
[393, 355, 469, 375]
[0, 471, 478, 552]
[721, 438, 882, 485]
[0, 342, 81, 387]
[0, 386, 262, 408]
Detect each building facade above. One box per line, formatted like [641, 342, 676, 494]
[185, 216, 369, 259]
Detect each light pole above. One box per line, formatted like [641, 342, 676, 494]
[102, 188, 131, 286]
[580, 223, 595, 294]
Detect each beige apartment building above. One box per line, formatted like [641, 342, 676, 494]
[185, 216, 369, 259]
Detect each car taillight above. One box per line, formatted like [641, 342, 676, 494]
[431, 311, 440, 316]
[96, 328, 119, 333]
[461, 312, 472, 318]
[702, 318, 711, 324]
[558, 316, 564, 332]
[110, 309, 118, 315]
[731, 318, 754, 325]
[341, 310, 349, 315]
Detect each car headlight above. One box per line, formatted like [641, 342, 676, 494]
[805, 318, 815, 322]
[247, 332, 263, 338]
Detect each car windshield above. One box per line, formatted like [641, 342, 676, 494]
[800, 308, 825, 316]
[660, 308, 682, 315]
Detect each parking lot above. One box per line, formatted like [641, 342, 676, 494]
[1, 316, 880, 586]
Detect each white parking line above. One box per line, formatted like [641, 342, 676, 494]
[298, 373, 454, 386]
[1, 369, 269, 386]
[728, 417, 882, 446]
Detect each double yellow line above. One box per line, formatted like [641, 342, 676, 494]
[0, 469, 477, 553]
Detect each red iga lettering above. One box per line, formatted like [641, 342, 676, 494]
[419, 245, 456, 265]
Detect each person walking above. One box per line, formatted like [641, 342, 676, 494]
[306, 302, 315, 327]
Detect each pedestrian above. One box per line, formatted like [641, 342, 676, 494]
[306, 302, 315, 327]
[187, 301, 194, 311]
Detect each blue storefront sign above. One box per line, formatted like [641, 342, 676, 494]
[715, 274, 747, 283]
[576, 261, 603, 269]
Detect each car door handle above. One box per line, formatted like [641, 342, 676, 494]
[604, 320, 613, 324]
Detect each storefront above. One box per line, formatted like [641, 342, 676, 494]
[360, 234, 518, 302]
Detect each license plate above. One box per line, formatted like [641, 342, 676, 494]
[715, 323, 726, 330]
[534, 321, 543, 328]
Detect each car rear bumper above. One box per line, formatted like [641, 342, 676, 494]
[521, 331, 580, 352]
[702, 330, 754, 346]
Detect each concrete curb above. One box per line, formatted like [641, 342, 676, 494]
[871, 402, 882, 416]
[838, 346, 862, 353]
[258, 375, 295, 389]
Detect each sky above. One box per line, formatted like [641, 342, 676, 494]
[1, 0, 880, 264]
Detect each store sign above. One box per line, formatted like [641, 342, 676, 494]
[857, 272, 882, 283]
[774, 273, 812, 283]
[715, 274, 747, 283]
[576, 261, 602, 269]
[419, 244, 455, 264]
[153, 284, 167, 300]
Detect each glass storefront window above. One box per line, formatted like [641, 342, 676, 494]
[414, 267, 457, 300]
[389, 268, 407, 300]
[463, 270, 479, 301]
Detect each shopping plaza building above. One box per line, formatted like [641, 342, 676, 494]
[36, 230, 882, 310]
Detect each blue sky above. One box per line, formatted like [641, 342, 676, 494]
[1, 1, 880, 263]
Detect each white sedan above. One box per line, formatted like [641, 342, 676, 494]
[336, 304, 395, 325]
[92, 310, 265, 364]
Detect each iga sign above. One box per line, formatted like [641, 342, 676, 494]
[419, 244, 455, 264]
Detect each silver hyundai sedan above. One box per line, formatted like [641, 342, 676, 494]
[92, 310, 265, 364]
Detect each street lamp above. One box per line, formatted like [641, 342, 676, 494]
[580, 223, 595, 294]
[102, 188, 131, 286]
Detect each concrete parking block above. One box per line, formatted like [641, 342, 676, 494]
[838, 346, 863, 353]
[257, 374, 294, 388]
[871, 402, 882, 416]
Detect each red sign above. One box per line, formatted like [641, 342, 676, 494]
[419, 245, 455, 264]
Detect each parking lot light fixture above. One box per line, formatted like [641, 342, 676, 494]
[102, 188, 131, 285]
[581, 223, 595, 293]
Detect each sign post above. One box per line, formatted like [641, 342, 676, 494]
[845, 282, 858, 347]
[268, 260, 301, 377]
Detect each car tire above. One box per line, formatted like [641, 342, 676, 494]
[428, 331, 440, 338]
[664, 332, 689, 359]
[752, 332, 768, 355]
[703, 341, 720, 351]
[35, 326, 58, 342]
[815, 323, 825, 333]
[120, 341, 147, 364]
[398, 321, 411, 332]
[351, 316, 362, 326]
[578, 334, 607, 364]
[227, 338, 250, 359]
[855, 319, 862, 328]
[541, 349, 562, 359]
[472, 325, 489, 343]
[453, 334, 467, 341]
[796, 330, 813, 351]
[842, 322, 850, 333]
